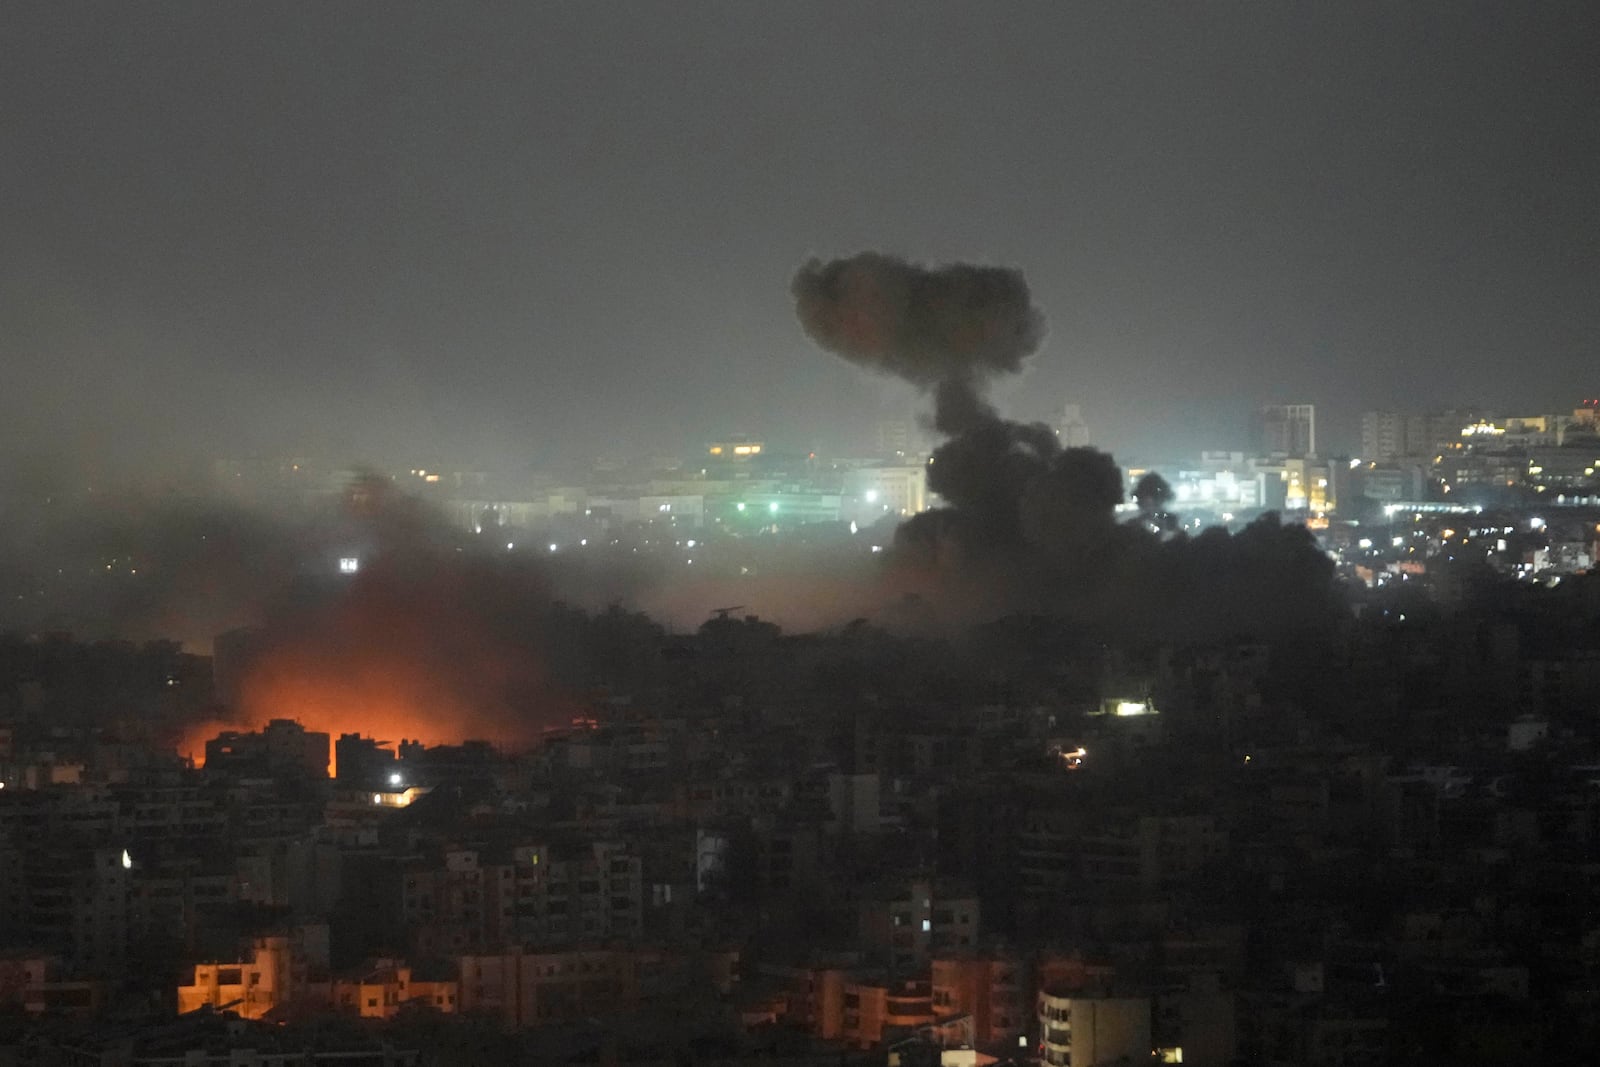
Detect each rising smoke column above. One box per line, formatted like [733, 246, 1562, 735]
[793, 253, 1122, 562]
[792, 253, 1339, 636]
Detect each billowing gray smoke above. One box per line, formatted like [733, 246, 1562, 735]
[793, 253, 1119, 558]
[793, 253, 1045, 436]
[792, 252, 1339, 637]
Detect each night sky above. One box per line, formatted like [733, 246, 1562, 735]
[5, 2, 1597, 474]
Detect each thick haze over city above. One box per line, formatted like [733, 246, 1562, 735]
[6, 2, 1597, 476]
[12, 6, 1600, 1064]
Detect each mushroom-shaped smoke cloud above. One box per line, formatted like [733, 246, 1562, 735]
[794, 252, 1121, 561]
[792, 252, 1339, 636]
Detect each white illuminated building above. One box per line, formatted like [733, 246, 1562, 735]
[844, 465, 927, 519]
[1170, 469, 1261, 513]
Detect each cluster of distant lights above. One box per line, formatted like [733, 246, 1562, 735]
[483, 494, 900, 563]
[1345, 508, 1599, 588]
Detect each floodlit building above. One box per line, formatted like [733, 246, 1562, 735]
[844, 465, 928, 518]
[759, 961, 854, 1039]
[1168, 464, 1262, 515]
[1252, 455, 1336, 514]
[178, 936, 297, 1019]
[931, 952, 1029, 1047]
[1037, 990, 1151, 1067]
[333, 960, 456, 1018]
[843, 975, 937, 1048]
[177, 928, 330, 1019]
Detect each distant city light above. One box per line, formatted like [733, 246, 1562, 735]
[768, 502, 779, 514]
[121, 849, 132, 870]
[736, 502, 746, 512]
[338, 557, 359, 574]
[548, 543, 558, 552]
[865, 489, 879, 503]
[388, 772, 403, 787]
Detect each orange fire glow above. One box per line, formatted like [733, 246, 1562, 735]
[176, 547, 574, 775]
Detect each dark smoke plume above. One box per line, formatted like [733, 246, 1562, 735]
[1133, 472, 1174, 515]
[792, 252, 1339, 638]
[792, 253, 1046, 435]
[794, 253, 1115, 562]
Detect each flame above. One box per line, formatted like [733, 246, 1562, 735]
[176, 662, 558, 777]
[175, 543, 576, 775]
